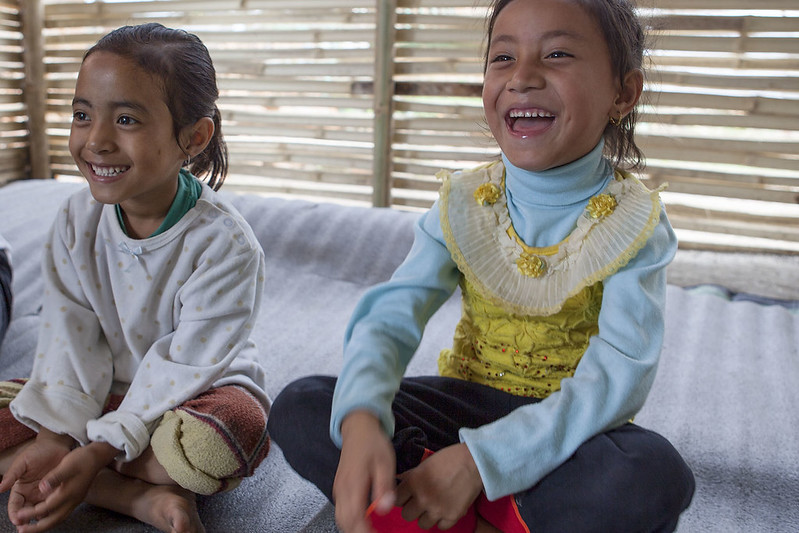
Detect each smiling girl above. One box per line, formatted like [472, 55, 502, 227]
[0, 24, 269, 533]
[268, 1, 695, 532]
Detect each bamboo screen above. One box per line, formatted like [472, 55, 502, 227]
[0, 3, 27, 184]
[8, 0, 799, 253]
[385, 0, 799, 253]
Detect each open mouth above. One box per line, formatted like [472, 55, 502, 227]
[507, 108, 555, 135]
[90, 163, 130, 177]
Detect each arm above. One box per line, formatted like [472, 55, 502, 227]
[461, 211, 678, 500]
[10, 202, 113, 444]
[334, 410, 397, 533]
[329, 202, 461, 533]
[330, 202, 460, 444]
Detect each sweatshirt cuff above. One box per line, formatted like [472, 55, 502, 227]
[86, 410, 151, 461]
[10, 381, 101, 445]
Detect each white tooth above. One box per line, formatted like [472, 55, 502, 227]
[92, 164, 126, 177]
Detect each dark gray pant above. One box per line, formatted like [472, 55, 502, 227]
[268, 375, 695, 533]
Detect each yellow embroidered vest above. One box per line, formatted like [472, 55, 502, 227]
[437, 161, 664, 398]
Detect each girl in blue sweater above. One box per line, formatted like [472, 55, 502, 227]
[269, 1, 695, 532]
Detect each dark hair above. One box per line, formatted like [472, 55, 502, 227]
[85, 23, 228, 189]
[484, 0, 647, 170]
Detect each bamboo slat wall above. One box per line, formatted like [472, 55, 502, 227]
[2, 0, 798, 254]
[0, 2, 28, 184]
[385, 0, 799, 254]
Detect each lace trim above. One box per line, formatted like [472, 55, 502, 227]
[438, 161, 664, 316]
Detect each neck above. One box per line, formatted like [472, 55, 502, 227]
[502, 141, 611, 207]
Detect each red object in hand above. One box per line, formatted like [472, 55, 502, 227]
[366, 498, 477, 533]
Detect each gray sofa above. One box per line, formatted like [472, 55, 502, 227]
[1, 179, 797, 532]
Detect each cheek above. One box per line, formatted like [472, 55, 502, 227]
[482, 88, 501, 126]
[68, 130, 80, 155]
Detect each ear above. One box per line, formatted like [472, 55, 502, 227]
[181, 116, 215, 158]
[614, 68, 644, 118]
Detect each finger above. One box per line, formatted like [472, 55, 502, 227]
[7, 489, 29, 525]
[40, 459, 74, 498]
[334, 478, 371, 533]
[15, 494, 71, 533]
[13, 485, 59, 525]
[37, 475, 58, 497]
[400, 496, 424, 524]
[437, 518, 457, 530]
[372, 489, 396, 516]
[336, 505, 374, 533]
[370, 465, 396, 515]
[394, 479, 411, 507]
[417, 512, 438, 530]
[10, 500, 41, 525]
[0, 461, 26, 493]
[24, 508, 72, 533]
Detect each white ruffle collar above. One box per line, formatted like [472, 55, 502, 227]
[438, 161, 664, 316]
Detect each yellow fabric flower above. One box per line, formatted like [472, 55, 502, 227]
[474, 183, 501, 206]
[516, 253, 546, 278]
[586, 194, 617, 219]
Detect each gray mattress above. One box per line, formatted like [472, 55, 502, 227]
[1, 179, 797, 532]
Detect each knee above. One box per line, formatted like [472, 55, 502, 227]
[596, 426, 695, 529]
[150, 386, 270, 495]
[267, 375, 336, 451]
[526, 425, 695, 533]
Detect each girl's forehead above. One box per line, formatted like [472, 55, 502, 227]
[81, 51, 148, 80]
[491, 0, 603, 46]
[78, 52, 165, 98]
[494, 0, 594, 32]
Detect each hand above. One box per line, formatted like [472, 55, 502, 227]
[333, 410, 396, 533]
[5, 437, 119, 533]
[395, 443, 484, 530]
[0, 429, 73, 531]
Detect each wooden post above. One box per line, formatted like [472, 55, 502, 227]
[372, 0, 397, 207]
[20, 0, 51, 179]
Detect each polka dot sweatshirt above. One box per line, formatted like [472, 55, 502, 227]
[10, 185, 269, 461]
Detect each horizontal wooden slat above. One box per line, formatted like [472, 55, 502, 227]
[654, 70, 799, 94]
[649, 14, 799, 33]
[652, 0, 799, 9]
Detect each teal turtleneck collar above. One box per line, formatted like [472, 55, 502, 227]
[502, 140, 612, 209]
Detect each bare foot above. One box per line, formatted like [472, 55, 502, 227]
[88, 468, 205, 533]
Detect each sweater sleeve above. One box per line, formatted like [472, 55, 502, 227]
[330, 202, 461, 446]
[10, 203, 113, 444]
[459, 208, 678, 500]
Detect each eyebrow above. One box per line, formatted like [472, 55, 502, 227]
[490, 29, 585, 47]
[71, 96, 150, 115]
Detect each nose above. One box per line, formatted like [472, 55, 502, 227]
[86, 121, 115, 154]
[507, 60, 544, 92]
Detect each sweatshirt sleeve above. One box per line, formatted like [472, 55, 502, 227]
[10, 203, 113, 445]
[459, 209, 678, 500]
[330, 202, 461, 446]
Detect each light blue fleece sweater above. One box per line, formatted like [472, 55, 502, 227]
[330, 141, 678, 500]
